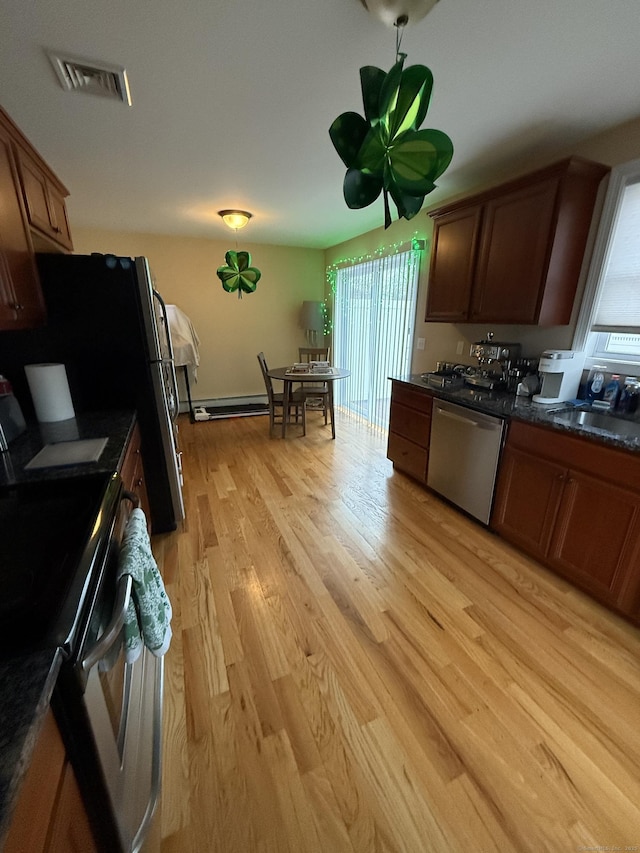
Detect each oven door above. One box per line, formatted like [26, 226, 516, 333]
[78, 503, 163, 853]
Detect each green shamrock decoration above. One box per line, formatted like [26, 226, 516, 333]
[329, 53, 453, 229]
[216, 250, 261, 298]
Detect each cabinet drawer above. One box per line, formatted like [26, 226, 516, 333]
[391, 382, 433, 415]
[389, 402, 431, 446]
[387, 433, 428, 481]
[120, 423, 143, 493]
[507, 419, 640, 492]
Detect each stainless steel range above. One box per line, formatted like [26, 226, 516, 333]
[0, 473, 162, 852]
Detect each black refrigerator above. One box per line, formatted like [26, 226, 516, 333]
[0, 253, 184, 533]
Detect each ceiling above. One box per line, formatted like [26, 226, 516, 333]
[1, 0, 639, 250]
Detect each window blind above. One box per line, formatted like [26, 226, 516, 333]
[332, 249, 419, 429]
[592, 179, 640, 332]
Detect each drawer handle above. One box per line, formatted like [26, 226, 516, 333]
[123, 488, 140, 508]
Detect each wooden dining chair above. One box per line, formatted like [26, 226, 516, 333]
[297, 346, 331, 425]
[257, 352, 306, 436]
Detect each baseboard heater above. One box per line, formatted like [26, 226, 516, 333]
[193, 402, 268, 421]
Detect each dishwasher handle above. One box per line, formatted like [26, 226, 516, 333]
[434, 404, 503, 431]
[435, 406, 478, 427]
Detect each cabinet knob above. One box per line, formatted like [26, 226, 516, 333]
[13, 303, 24, 311]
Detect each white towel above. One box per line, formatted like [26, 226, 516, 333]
[118, 507, 172, 663]
[166, 304, 200, 378]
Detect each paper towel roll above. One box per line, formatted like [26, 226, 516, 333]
[25, 363, 76, 423]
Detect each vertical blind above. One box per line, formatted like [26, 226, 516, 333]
[592, 179, 640, 332]
[332, 249, 420, 429]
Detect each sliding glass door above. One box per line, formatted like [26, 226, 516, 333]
[332, 248, 420, 429]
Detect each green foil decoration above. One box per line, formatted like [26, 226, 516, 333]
[329, 53, 453, 229]
[216, 250, 261, 298]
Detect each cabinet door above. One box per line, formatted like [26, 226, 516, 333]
[548, 469, 640, 609]
[47, 185, 73, 250]
[470, 177, 559, 324]
[491, 443, 565, 559]
[2, 710, 65, 853]
[0, 124, 45, 329]
[16, 151, 73, 252]
[46, 761, 98, 853]
[425, 204, 482, 321]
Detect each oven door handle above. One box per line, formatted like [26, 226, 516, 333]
[81, 574, 133, 672]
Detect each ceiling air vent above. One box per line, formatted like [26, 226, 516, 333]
[47, 51, 132, 106]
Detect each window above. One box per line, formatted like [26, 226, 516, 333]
[574, 158, 640, 373]
[331, 248, 420, 429]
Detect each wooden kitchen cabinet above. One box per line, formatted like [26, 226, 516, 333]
[3, 709, 97, 853]
[0, 117, 45, 330]
[15, 149, 73, 252]
[425, 157, 609, 326]
[491, 441, 565, 561]
[120, 421, 151, 523]
[387, 380, 433, 482]
[492, 420, 640, 619]
[425, 204, 482, 322]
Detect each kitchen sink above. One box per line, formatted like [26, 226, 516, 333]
[551, 408, 640, 439]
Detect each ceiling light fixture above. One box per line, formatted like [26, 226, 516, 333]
[218, 210, 252, 230]
[358, 0, 439, 28]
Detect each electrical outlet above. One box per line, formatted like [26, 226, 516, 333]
[456, 340, 464, 355]
[417, 337, 425, 350]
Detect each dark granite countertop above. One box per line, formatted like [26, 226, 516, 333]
[393, 375, 640, 454]
[0, 409, 135, 844]
[0, 409, 136, 488]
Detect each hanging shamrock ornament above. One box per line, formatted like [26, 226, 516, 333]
[329, 51, 453, 229]
[216, 250, 261, 299]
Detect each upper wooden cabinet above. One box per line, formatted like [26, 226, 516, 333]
[425, 157, 610, 325]
[0, 119, 45, 329]
[16, 149, 73, 252]
[0, 105, 73, 331]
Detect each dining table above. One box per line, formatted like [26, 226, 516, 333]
[266, 366, 351, 439]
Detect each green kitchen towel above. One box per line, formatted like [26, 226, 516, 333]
[118, 507, 172, 663]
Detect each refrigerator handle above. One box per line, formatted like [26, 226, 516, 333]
[153, 290, 181, 421]
[153, 289, 175, 362]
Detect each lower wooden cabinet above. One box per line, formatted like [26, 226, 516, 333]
[387, 381, 433, 482]
[120, 421, 151, 522]
[3, 709, 97, 853]
[492, 420, 640, 619]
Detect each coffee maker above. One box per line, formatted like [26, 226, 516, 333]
[467, 334, 521, 390]
[532, 350, 584, 404]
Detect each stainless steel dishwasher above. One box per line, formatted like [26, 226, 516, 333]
[427, 399, 506, 524]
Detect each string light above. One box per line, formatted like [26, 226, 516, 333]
[325, 232, 426, 303]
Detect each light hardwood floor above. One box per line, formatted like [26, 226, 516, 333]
[152, 411, 640, 852]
